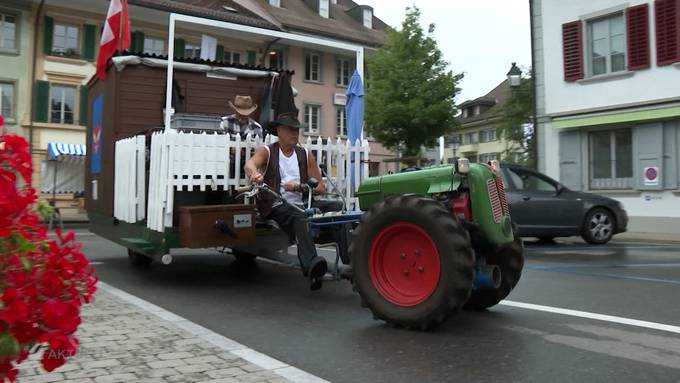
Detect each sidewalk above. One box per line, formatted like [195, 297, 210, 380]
[612, 231, 680, 244]
[17, 283, 327, 383]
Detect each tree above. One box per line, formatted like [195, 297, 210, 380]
[497, 73, 535, 168]
[365, 6, 463, 162]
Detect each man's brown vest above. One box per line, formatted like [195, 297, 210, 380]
[256, 142, 308, 218]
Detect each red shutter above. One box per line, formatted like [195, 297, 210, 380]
[626, 4, 651, 70]
[562, 21, 584, 81]
[655, 0, 680, 66]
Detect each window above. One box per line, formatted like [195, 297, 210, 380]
[336, 58, 352, 86]
[479, 152, 499, 163]
[479, 129, 497, 143]
[143, 37, 164, 56]
[363, 8, 373, 28]
[336, 107, 346, 136]
[473, 105, 480, 116]
[269, 49, 284, 69]
[506, 167, 557, 192]
[52, 23, 79, 56]
[319, 0, 329, 18]
[464, 132, 477, 145]
[0, 13, 16, 51]
[184, 43, 200, 59]
[0, 82, 14, 119]
[304, 104, 321, 134]
[461, 109, 468, 118]
[589, 129, 633, 189]
[50, 84, 76, 124]
[224, 50, 241, 64]
[269, 0, 280, 7]
[305, 52, 321, 82]
[588, 13, 625, 76]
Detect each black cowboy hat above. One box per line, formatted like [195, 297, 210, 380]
[268, 113, 307, 136]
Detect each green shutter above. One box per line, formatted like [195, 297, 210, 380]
[247, 50, 256, 66]
[216, 44, 225, 62]
[79, 86, 88, 126]
[131, 31, 144, 53]
[34, 80, 50, 123]
[83, 24, 96, 61]
[173, 38, 185, 58]
[43, 16, 54, 55]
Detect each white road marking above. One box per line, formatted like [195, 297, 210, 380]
[501, 300, 680, 335]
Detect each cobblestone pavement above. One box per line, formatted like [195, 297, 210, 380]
[17, 283, 327, 383]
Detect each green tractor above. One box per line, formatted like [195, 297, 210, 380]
[349, 159, 524, 330]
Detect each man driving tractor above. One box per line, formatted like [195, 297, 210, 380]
[244, 113, 339, 291]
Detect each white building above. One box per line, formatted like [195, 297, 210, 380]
[532, 0, 680, 233]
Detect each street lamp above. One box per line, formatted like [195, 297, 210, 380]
[507, 62, 522, 87]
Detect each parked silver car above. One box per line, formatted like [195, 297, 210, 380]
[499, 164, 628, 244]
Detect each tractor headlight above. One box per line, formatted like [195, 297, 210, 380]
[489, 160, 500, 173]
[457, 158, 470, 174]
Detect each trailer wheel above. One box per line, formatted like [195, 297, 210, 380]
[464, 224, 524, 310]
[128, 249, 152, 267]
[350, 195, 474, 330]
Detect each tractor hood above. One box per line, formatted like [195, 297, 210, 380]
[356, 166, 461, 210]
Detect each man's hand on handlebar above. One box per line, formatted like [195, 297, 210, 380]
[249, 171, 264, 184]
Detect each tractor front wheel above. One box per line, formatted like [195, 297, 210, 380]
[350, 195, 474, 330]
[464, 224, 524, 310]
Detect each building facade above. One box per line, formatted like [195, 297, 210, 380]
[533, 0, 680, 233]
[443, 80, 519, 164]
[2, 0, 395, 205]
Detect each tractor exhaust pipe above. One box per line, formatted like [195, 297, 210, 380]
[473, 265, 501, 290]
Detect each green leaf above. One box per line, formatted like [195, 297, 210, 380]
[365, 6, 462, 165]
[0, 332, 21, 357]
[20, 256, 31, 271]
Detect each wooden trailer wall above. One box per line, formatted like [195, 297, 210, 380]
[85, 60, 271, 218]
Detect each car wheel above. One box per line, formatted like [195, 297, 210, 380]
[582, 208, 615, 244]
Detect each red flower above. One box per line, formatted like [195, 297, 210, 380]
[0, 134, 97, 381]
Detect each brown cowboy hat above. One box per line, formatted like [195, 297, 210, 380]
[228, 95, 258, 116]
[268, 113, 307, 136]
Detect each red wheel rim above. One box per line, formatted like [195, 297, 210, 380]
[368, 222, 441, 307]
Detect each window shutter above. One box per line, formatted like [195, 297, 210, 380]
[79, 86, 88, 126]
[83, 24, 96, 61]
[43, 16, 54, 55]
[130, 31, 145, 54]
[562, 21, 584, 81]
[655, 0, 680, 65]
[247, 50, 257, 66]
[559, 131, 582, 190]
[634, 123, 664, 190]
[173, 38, 185, 58]
[626, 4, 650, 70]
[33, 80, 50, 123]
[216, 44, 225, 61]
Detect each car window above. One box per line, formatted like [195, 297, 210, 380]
[507, 168, 556, 192]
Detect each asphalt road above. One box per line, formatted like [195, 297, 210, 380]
[74, 231, 680, 383]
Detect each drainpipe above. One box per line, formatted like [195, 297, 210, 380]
[29, 0, 46, 161]
[529, 0, 539, 170]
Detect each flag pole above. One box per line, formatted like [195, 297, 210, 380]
[118, 0, 124, 53]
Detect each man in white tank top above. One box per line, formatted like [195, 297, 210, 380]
[245, 114, 329, 290]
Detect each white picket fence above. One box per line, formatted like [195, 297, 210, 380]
[113, 135, 146, 223]
[113, 130, 370, 232]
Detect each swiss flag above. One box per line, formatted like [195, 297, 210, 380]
[96, 0, 130, 80]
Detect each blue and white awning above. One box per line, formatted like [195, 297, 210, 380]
[47, 142, 86, 162]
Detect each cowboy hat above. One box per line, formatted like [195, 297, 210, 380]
[228, 95, 258, 116]
[268, 113, 307, 136]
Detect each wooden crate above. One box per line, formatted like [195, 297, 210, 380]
[179, 204, 256, 248]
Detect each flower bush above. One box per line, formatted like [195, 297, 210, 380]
[0, 132, 97, 382]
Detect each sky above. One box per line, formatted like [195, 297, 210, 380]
[359, 0, 532, 103]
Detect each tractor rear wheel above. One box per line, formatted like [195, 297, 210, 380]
[350, 195, 474, 330]
[464, 224, 524, 310]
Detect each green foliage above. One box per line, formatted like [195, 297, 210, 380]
[365, 6, 463, 160]
[497, 74, 535, 168]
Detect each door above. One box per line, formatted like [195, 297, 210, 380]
[502, 167, 583, 237]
